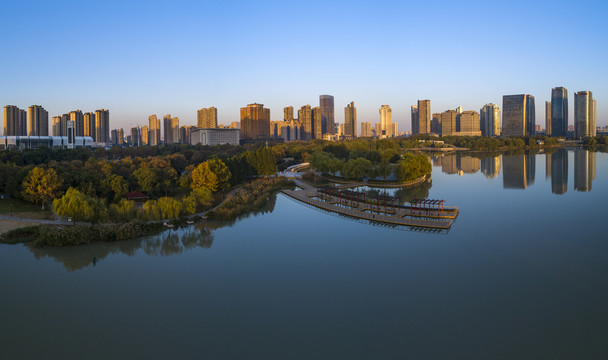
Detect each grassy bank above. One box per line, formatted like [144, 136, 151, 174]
[0, 221, 165, 247]
[209, 177, 294, 220]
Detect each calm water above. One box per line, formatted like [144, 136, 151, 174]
[1, 148, 607, 359]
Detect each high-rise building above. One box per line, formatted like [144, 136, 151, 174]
[197, 107, 218, 128]
[320, 95, 335, 135]
[378, 105, 392, 138]
[240, 103, 270, 140]
[60, 114, 70, 136]
[551, 87, 568, 137]
[361, 122, 372, 137]
[574, 148, 596, 192]
[551, 148, 568, 194]
[502, 94, 535, 137]
[94, 109, 110, 144]
[84, 112, 96, 140]
[480, 103, 501, 136]
[141, 125, 149, 145]
[458, 111, 481, 135]
[149, 115, 161, 146]
[545, 101, 552, 136]
[51, 116, 61, 136]
[163, 115, 179, 144]
[284, 106, 294, 122]
[298, 105, 313, 140]
[70, 110, 84, 136]
[411, 105, 419, 134]
[3, 105, 27, 136]
[392, 122, 398, 137]
[574, 91, 596, 139]
[312, 106, 323, 140]
[118, 128, 124, 145]
[130, 127, 140, 146]
[27, 105, 48, 136]
[431, 113, 442, 135]
[111, 129, 119, 145]
[414, 100, 431, 135]
[441, 110, 458, 136]
[344, 102, 357, 138]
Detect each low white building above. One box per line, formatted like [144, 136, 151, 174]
[190, 128, 240, 146]
[0, 136, 94, 150]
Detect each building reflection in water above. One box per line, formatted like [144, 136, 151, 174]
[503, 154, 535, 189]
[434, 153, 480, 175]
[574, 148, 596, 192]
[481, 156, 501, 178]
[550, 148, 568, 194]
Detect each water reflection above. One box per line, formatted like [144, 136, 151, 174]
[481, 156, 501, 178]
[433, 153, 482, 175]
[550, 149, 568, 194]
[27, 194, 279, 271]
[574, 148, 596, 192]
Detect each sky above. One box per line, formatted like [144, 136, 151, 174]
[1, 0, 607, 134]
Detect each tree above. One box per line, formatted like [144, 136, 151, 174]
[246, 147, 277, 175]
[158, 197, 181, 219]
[207, 158, 231, 191]
[53, 187, 94, 224]
[109, 199, 136, 222]
[191, 162, 218, 192]
[22, 167, 63, 209]
[142, 200, 162, 221]
[103, 174, 129, 202]
[343, 158, 372, 180]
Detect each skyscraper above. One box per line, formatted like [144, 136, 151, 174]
[574, 91, 596, 138]
[411, 105, 418, 134]
[441, 110, 457, 136]
[344, 102, 357, 138]
[51, 116, 61, 136]
[84, 112, 96, 139]
[70, 110, 84, 136]
[130, 127, 140, 146]
[431, 113, 442, 135]
[320, 95, 335, 135]
[95, 109, 110, 144]
[312, 107, 323, 140]
[545, 101, 551, 136]
[416, 100, 431, 135]
[141, 125, 149, 145]
[361, 122, 372, 137]
[163, 115, 172, 144]
[480, 103, 501, 136]
[27, 105, 48, 136]
[197, 107, 218, 128]
[3, 105, 26, 136]
[379, 105, 392, 138]
[502, 94, 535, 137]
[240, 103, 270, 140]
[149, 115, 161, 146]
[551, 87, 568, 137]
[298, 105, 313, 140]
[283, 106, 294, 122]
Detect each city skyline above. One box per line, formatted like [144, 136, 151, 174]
[0, 1, 605, 132]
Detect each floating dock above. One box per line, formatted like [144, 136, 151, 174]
[283, 180, 457, 229]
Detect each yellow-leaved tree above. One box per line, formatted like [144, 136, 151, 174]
[23, 167, 63, 209]
[191, 162, 218, 192]
[53, 187, 94, 224]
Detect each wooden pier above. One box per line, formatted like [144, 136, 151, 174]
[282, 180, 457, 230]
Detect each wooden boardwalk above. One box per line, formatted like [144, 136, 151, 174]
[283, 180, 455, 229]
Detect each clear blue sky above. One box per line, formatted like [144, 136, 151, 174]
[1, 0, 606, 133]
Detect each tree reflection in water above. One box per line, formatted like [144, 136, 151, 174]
[26, 193, 279, 271]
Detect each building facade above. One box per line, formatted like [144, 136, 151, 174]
[197, 107, 218, 128]
[70, 110, 84, 136]
[361, 122, 372, 137]
[480, 103, 500, 136]
[378, 105, 392, 138]
[312, 106, 323, 140]
[283, 106, 294, 122]
[84, 112, 96, 140]
[545, 101, 551, 136]
[344, 102, 357, 138]
[574, 91, 596, 139]
[149, 115, 160, 146]
[240, 103, 270, 140]
[298, 105, 313, 140]
[320, 95, 335, 135]
[3, 105, 27, 136]
[28, 105, 48, 136]
[190, 128, 240, 146]
[502, 94, 535, 137]
[94, 109, 110, 144]
[551, 87, 568, 137]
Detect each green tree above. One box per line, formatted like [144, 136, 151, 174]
[343, 158, 372, 180]
[207, 158, 231, 191]
[191, 162, 218, 192]
[109, 199, 136, 222]
[22, 167, 63, 209]
[103, 174, 129, 202]
[53, 187, 94, 223]
[142, 200, 162, 221]
[246, 147, 277, 175]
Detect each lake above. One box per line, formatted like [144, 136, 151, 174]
[1, 148, 607, 359]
